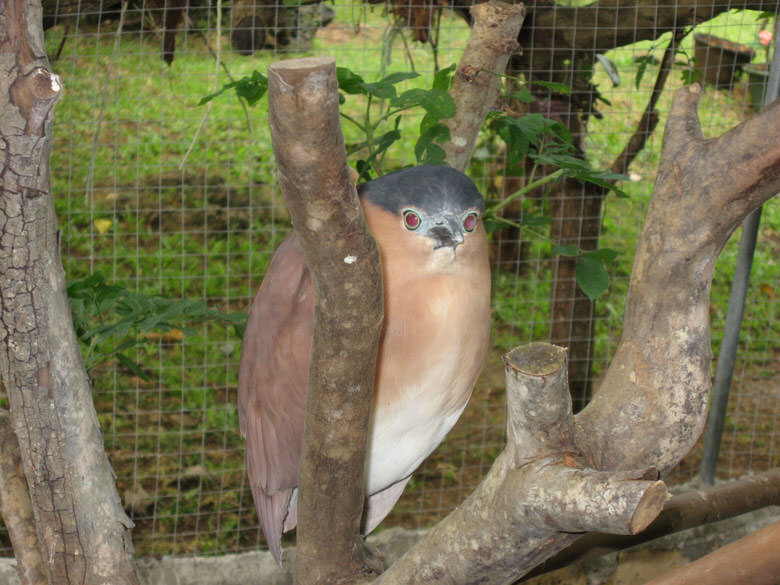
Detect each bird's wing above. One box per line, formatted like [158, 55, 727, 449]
[238, 232, 313, 562]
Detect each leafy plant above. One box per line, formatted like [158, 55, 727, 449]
[483, 96, 628, 301]
[336, 64, 457, 178]
[68, 273, 246, 380]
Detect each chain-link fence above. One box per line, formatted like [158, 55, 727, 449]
[1, 0, 777, 558]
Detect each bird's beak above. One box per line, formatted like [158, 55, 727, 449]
[427, 215, 464, 250]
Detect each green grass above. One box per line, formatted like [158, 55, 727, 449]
[26, 3, 780, 556]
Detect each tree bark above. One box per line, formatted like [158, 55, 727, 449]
[0, 0, 140, 583]
[442, 1, 525, 171]
[547, 24, 687, 412]
[576, 88, 780, 474]
[548, 175, 602, 411]
[267, 56, 384, 585]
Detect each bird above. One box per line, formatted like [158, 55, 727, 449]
[238, 164, 491, 563]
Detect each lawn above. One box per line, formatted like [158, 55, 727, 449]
[2, 1, 775, 557]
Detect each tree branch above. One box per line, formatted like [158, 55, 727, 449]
[267, 56, 384, 585]
[442, 0, 525, 171]
[575, 88, 780, 473]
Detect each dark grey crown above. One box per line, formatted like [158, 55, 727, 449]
[358, 165, 484, 215]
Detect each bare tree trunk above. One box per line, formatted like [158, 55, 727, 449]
[267, 56, 385, 585]
[0, 1, 140, 583]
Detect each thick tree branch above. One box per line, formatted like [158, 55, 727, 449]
[267, 56, 384, 585]
[575, 88, 780, 473]
[0, 1, 140, 583]
[442, 1, 525, 171]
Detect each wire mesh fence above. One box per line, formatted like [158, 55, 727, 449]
[1, 0, 777, 559]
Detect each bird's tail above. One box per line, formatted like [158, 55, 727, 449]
[250, 480, 293, 566]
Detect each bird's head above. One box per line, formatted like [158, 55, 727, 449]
[358, 165, 485, 256]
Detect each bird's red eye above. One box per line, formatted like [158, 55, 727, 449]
[462, 212, 479, 232]
[403, 209, 421, 231]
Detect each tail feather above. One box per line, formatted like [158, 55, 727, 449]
[250, 482, 293, 565]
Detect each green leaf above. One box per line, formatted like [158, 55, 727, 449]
[553, 244, 581, 257]
[375, 129, 402, 153]
[380, 71, 420, 85]
[595, 54, 620, 87]
[680, 68, 701, 85]
[509, 88, 535, 103]
[360, 129, 402, 173]
[418, 89, 455, 118]
[418, 143, 447, 165]
[198, 88, 228, 106]
[336, 67, 366, 95]
[570, 172, 630, 198]
[529, 80, 571, 95]
[495, 122, 529, 168]
[360, 81, 397, 100]
[634, 54, 659, 89]
[482, 216, 500, 235]
[391, 88, 428, 110]
[355, 160, 373, 182]
[533, 152, 590, 171]
[415, 121, 450, 164]
[522, 214, 552, 226]
[233, 71, 268, 106]
[576, 256, 609, 300]
[583, 247, 618, 264]
[505, 113, 546, 141]
[432, 64, 457, 91]
[393, 89, 454, 118]
[116, 352, 152, 381]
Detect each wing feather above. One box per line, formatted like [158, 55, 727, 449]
[238, 232, 313, 563]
